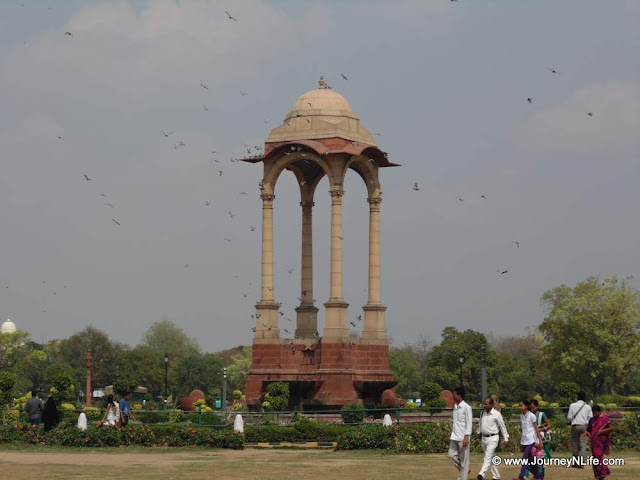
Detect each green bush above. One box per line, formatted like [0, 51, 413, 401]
[341, 403, 367, 425]
[134, 410, 169, 424]
[0, 372, 17, 406]
[263, 382, 290, 411]
[335, 424, 395, 450]
[244, 422, 350, 443]
[168, 409, 184, 423]
[425, 398, 447, 414]
[418, 382, 442, 403]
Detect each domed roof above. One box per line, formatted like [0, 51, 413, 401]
[265, 76, 377, 146]
[1, 318, 16, 334]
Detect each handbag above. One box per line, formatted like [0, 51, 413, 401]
[537, 412, 552, 442]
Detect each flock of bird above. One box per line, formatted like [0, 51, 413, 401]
[4, 3, 606, 343]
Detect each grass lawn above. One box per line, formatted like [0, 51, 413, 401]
[0, 446, 638, 479]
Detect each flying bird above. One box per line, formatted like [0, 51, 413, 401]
[100, 193, 108, 198]
[458, 197, 464, 202]
[224, 238, 232, 242]
[357, 315, 362, 321]
[204, 201, 211, 206]
[500, 270, 509, 275]
[200, 83, 208, 90]
[228, 211, 236, 218]
[240, 90, 248, 96]
[65, 31, 73, 37]
[225, 10, 238, 21]
[218, 170, 223, 176]
[481, 195, 487, 199]
[112, 219, 121, 226]
[513, 241, 520, 248]
[527, 98, 533, 104]
[174, 141, 186, 149]
[546, 68, 560, 74]
[251, 327, 256, 332]
[84, 174, 92, 181]
[413, 182, 420, 191]
[250, 226, 256, 232]
[349, 321, 356, 327]
[184, 264, 190, 269]
[587, 112, 594, 117]
[104, 203, 114, 208]
[341, 73, 348, 80]
[161, 130, 173, 137]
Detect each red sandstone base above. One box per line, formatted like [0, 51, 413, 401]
[245, 339, 396, 410]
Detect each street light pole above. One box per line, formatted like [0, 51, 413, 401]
[458, 356, 464, 387]
[481, 346, 488, 401]
[163, 353, 169, 408]
[222, 367, 227, 419]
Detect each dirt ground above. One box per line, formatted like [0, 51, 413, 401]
[1, 446, 638, 479]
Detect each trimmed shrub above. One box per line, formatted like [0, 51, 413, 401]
[418, 382, 442, 403]
[341, 403, 367, 425]
[425, 398, 447, 414]
[335, 424, 395, 450]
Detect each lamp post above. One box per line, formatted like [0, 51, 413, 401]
[163, 353, 169, 407]
[222, 367, 227, 418]
[458, 356, 464, 387]
[481, 346, 487, 401]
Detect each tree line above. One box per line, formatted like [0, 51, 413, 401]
[0, 276, 638, 406]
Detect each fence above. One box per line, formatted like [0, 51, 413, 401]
[3, 405, 639, 428]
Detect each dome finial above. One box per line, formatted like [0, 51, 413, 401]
[318, 76, 326, 89]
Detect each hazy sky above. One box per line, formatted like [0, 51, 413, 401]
[1, 0, 638, 352]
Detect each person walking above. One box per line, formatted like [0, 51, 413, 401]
[476, 396, 509, 480]
[567, 391, 592, 468]
[448, 386, 472, 480]
[525, 400, 552, 479]
[102, 394, 120, 427]
[42, 396, 59, 432]
[516, 399, 543, 480]
[581, 404, 613, 480]
[119, 392, 132, 426]
[25, 390, 44, 426]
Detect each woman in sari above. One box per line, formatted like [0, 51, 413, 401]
[580, 404, 613, 480]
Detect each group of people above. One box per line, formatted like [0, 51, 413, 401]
[101, 392, 133, 427]
[23, 389, 134, 430]
[25, 390, 59, 432]
[448, 387, 614, 480]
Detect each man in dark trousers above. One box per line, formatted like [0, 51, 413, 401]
[25, 390, 44, 426]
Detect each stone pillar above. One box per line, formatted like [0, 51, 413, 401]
[324, 188, 349, 339]
[362, 196, 387, 340]
[255, 193, 280, 339]
[84, 350, 93, 407]
[296, 200, 318, 337]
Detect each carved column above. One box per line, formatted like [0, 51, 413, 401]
[255, 193, 279, 339]
[362, 196, 387, 340]
[323, 188, 349, 339]
[296, 200, 318, 337]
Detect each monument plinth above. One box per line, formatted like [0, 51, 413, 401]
[243, 78, 398, 409]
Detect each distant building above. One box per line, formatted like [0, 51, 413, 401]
[1, 318, 17, 334]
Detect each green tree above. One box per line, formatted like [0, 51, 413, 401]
[389, 336, 432, 397]
[56, 327, 118, 387]
[428, 327, 490, 399]
[143, 318, 199, 361]
[226, 346, 252, 393]
[0, 330, 31, 370]
[0, 372, 17, 405]
[539, 276, 640, 397]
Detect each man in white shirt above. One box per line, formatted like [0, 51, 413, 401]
[567, 391, 593, 468]
[476, 396, 509, 480]
[449, 386, 473, 480]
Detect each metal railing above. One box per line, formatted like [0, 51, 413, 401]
[3, 405, 638, 427]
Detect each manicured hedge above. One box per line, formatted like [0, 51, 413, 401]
[0, 423, 244, 449]
[245, 418, 351, 443]
[336, 416, 640, 453]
